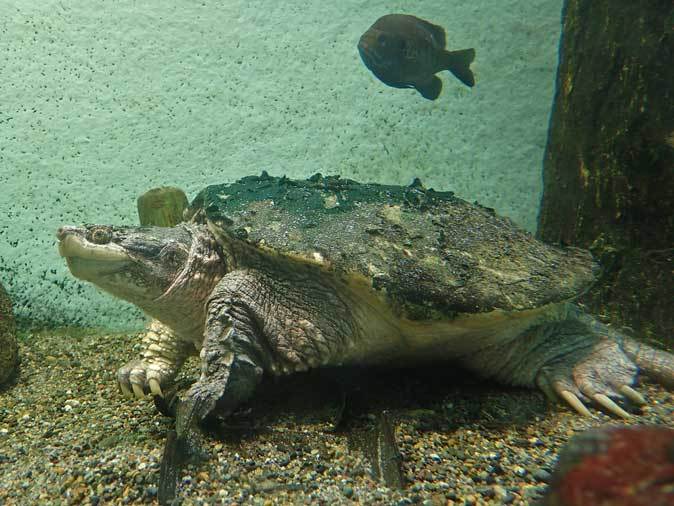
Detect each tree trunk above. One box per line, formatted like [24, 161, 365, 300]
[538, 0, 674, 348]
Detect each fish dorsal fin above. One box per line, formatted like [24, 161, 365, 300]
[415, 17, 446, 48]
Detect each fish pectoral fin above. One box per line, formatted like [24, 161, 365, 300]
[415, 76, 443, 100]
[441, 48, 476, 87]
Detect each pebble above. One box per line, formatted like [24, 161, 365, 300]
[532, 468, 552, 482]
[501, 492, 516, 503]
[513, 466, 527, 477]
[486, 463, 503, 475]
[341, 485, 354, 498]
[523, 485, 547, 500]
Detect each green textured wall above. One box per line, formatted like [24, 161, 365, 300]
[0, 0, 562, 329]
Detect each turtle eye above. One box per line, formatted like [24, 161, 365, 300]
[377, 34, 387, 46]
[88, 227, 112, 245]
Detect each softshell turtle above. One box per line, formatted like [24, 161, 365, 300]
[57, 173, 673, 442]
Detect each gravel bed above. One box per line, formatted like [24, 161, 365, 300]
[0, 328, 672, 505]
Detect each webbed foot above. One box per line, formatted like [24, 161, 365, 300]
[536, 327, 674, 419]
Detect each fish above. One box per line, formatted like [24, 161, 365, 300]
[358, 14, 476, 100]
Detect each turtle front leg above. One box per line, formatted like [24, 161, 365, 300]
[176, 301, 264, 430]
[117, 319, 193, 399]
[173, 275, 265, 436]
[158, 282, 265, 502]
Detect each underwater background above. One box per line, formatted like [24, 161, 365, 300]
[1, 2, 673, 505]
[0, 0, 562, 330]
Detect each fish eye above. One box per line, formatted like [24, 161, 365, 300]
[88, 226, 112, 245]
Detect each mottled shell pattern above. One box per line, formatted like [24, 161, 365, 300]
[187, 173, 597, 320]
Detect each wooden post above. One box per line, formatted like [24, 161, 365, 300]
[137, 187, 189, 227]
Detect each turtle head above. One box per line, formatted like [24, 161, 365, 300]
[56, 223, 225, 313]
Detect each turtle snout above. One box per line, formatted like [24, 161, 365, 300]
[57, 226, 77, 258]
[56, 226, 87, 258]
[56, 226, 80, 241]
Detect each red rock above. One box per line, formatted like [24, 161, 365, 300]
[542, 425, 674, 506]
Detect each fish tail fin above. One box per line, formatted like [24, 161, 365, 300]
[441, 48, 476, 87]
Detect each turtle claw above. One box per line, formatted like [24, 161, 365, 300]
[153, 378, 193, 418]
[544, 374, 640, 419]
[558, 389, 593, 417]
[117, 358, 176, 401]
[593, 393, 632, 419]
[619, 384, 646, 405]
[149, 378, 163, 397]
[119, 382, 134, 399]
[132, 383, 146, 399]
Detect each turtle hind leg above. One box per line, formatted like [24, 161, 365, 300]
[536, 336, 641, 419]
[458, 307, 674, 419]
[535, 314, 674, 419]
